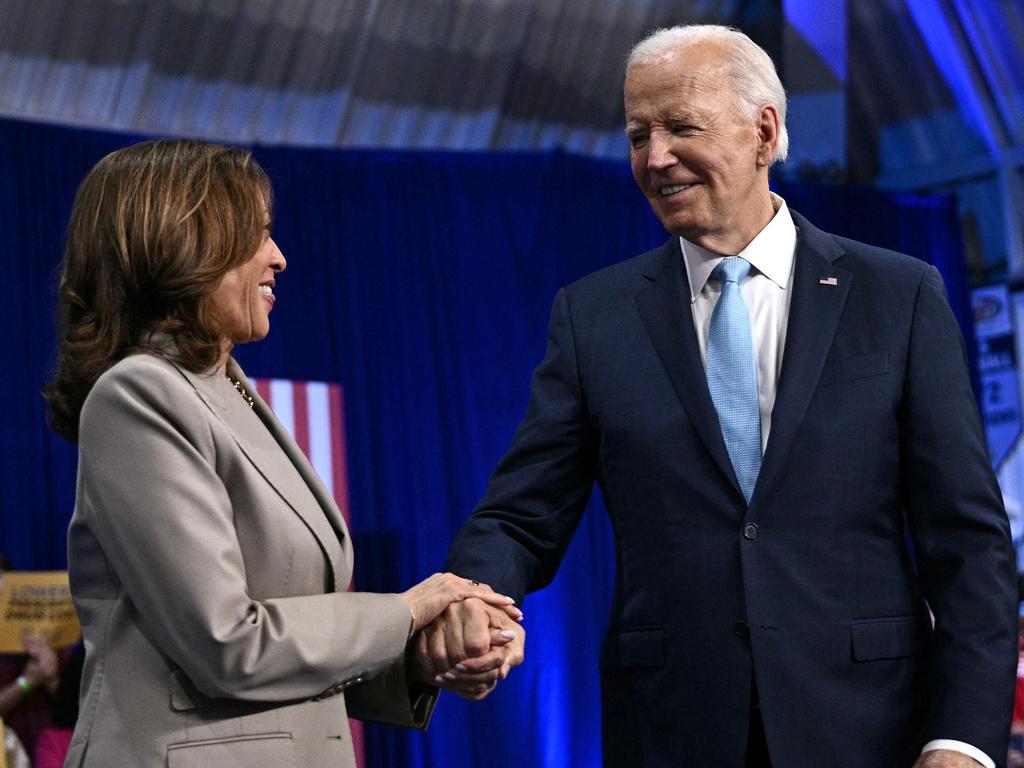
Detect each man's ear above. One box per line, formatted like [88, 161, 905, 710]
[756, 104, 780, 167]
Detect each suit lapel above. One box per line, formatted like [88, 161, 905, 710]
[751, 212, 851, 512]
[634, 239, 742, 495]
[179, 361, 352, 588]
[230, 362, 351, 537]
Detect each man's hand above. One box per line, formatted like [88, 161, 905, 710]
[912, 749, 985, 767]
[412, 596, 525, 700]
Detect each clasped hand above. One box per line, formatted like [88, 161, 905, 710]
[402, 574, 525, 700]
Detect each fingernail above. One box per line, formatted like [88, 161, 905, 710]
[443, 671, 457, 681]
[455, 663, 468, 672]
[499, 630, 516, 641]
[433, 674, 444, 684]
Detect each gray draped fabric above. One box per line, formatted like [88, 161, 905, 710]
[0, 0, 776, 157]
[2, 0, 1022, 174]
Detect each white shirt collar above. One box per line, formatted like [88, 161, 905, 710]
[681, 193, 797, 302]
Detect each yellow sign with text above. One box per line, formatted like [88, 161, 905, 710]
[0, 572, 79, 653]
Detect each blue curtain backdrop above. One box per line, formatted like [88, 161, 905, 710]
[0, 117, 975, 768]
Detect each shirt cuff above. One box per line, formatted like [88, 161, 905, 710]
[921, 739, 994, 768]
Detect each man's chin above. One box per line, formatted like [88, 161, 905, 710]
[660, 216, 707, 242]
[650, 204, 700, 237]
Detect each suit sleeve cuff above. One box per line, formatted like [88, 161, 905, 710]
[921, 739, 994, 768]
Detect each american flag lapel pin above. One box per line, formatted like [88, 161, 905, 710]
[819, 276, 839, 286]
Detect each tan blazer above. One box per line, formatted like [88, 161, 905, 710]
[64, 352, 435, 768]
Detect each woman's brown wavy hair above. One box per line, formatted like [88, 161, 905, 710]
[44, 139, 271, 442]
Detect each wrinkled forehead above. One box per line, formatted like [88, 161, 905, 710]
[625, 44, 731, 98]
[623, 52, 735, 125]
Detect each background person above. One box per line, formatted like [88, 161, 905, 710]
[0, 554, 62, 758]
[32, 643, 83, 768]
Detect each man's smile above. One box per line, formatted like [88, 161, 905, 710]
[659, 183, 693, 196]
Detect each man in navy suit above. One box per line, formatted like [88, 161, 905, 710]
[426, 24, 1017, 768]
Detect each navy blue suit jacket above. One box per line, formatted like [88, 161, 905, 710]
[447, 211, 1017, 767]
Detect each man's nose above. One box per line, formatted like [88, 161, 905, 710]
[646, 131, 677, 170]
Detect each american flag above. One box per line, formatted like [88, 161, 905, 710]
[249, 377, 365, 768]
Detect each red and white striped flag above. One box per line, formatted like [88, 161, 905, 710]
[250, 377, 365, 767]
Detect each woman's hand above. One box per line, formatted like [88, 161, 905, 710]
[412, 598, 525, 699]
[401, 573, 518, 634]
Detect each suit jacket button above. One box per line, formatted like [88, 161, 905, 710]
[733, 621, 751, 639]
[743, 522, 759, 540]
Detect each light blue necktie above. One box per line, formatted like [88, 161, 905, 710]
[706, 257, 762, 504]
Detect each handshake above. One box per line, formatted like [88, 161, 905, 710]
[401, 573, 525, 700]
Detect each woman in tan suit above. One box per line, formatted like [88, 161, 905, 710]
[44, 139, 519, 767]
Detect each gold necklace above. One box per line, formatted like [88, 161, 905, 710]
[226, 376, 255, 408]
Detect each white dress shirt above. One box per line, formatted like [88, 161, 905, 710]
[683, 193, 795, 454]
[680, 193, 993, 768]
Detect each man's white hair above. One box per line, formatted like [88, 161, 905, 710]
[627, 25, 789, 163]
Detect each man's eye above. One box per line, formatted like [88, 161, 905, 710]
[628, 134, 649, 149]
[672, 124, 696, 135]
